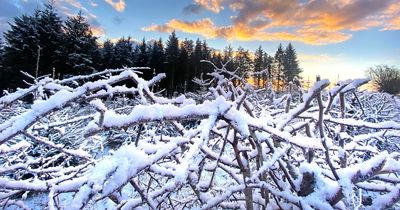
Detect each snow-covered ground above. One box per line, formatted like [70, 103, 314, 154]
[1, 66, 400, 210]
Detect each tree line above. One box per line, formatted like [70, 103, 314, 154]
[0, 4, 302, 96]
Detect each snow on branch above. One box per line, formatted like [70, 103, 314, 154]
[0, 63, 399, 209]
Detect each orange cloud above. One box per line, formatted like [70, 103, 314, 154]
[143, 18, 351, 45]
[384, 16, 400, 30]
[194, 0, 224, 13]
[381, 2, 400, 30]
[143, 18, 217, 38]
[105, 0, 126, 12]
[147, 0, 399, 45]
[91, 26, 106, 37]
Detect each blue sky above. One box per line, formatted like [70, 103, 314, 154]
[1, 0, 399, 81]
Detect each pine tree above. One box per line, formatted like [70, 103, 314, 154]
[113, 37, 134, 68]
[211, 51, 223, 68]
[3, 12, 40, 89]
[223, 45, 235, 72]
[178, 42, 189, 92]
[182, 39, 194, 55]
[254, 46, 264, 87]
[274, 44, 285, 92]
[149, 38, 165, 90]
[100, 39, 115, 69]
[181, 39, 194, 91]
[201, 40, 212, 75]
[36, 4, 64, 76]
[0, 38, 4, 70]
[165, 31, 180, 95]
[135, 38, 149, 67]
[62, 11, 98, 75]
[149, 38, 165, 73]
[262, 52, 273, 87]
[283, 43, 302, 84]
[193, 39, 203, 79]
[234, 46, 253, 80]
[0, 38, 5, 95]
[134, 38, 152, 79]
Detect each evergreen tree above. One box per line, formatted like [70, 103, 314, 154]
[0, 38, 4, 70]
[165, 31, 180, 95]
[193, 38, 203, 79]
[149, 38, 165, 73]
[3, 12, 40, 89]
[211, 51, 223, 68]
[135, 38, 149, 67]
[135, 38, 152, 79]
[254, 46, 264, 87]
[113, 37, 134, 68]
[274, 44, 285, 91]
[62, 11, 98, 75]
[262, 52, 273, 87]
[223, 45, 235, 72]
[283, 43, 302, 84]
[178, 42, 189, 92]
[0, 38, 5, 95]
[181, 39, 194, 91]
[100, 39, 115, 69]
[182, 39, 194, 55]
[149, 38, 165, 90]
[201, 40, 212, 75]
[234, 46, 253, 80]
[36, 4, 64, 76]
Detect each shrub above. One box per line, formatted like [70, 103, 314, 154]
[368, 65, 400, 94]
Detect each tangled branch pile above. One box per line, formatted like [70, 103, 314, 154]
[0, 64, 399, 210]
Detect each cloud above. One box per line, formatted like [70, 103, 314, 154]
[381, 2, 400, 30]
[91, 25, 106, 37]
[143, 18, 351, 45]
[384, 16, 400, 30]
[183, 0, 224, 14]
[183, 4, 203, 15]
[169, 0, 400, 45]
[0, 0, 40, 35]
[0, 0, 106, 39]
[112, 16, 124, 25]
[194, 0, 224, 13]
[104, 0, 126, 12]
[89, 0, 98, 7]
[51, 0, 105, 37]
[144, 18, 218, 38]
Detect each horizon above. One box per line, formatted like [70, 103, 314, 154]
[1, 0, 399, 82]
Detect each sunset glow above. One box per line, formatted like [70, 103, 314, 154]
[1, 0, 399, 82]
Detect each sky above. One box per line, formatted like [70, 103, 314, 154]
[1, 0, 399, 82]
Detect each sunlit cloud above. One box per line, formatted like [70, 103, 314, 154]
[89, 0, 98, 7]
[104, 0, 126, 12]
[52, 0, 97, 20]
[381, 2, 400, 30]
[195, 0, 224, 13]
[384, 16, 400, 30]
[47, 0, 105, 40]
[143, 18, 351, 45]
[147, 0, 400, 45]
[62, 0, 82, 9]
[91, 25, 106, 37]
[183, 0, 224, 14]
